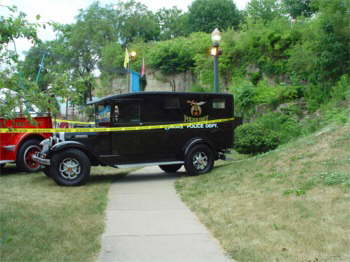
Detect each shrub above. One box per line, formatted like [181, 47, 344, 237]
[257, 112, 301, 144]
[235, 122, 280, 155]
[235, 112, 302, 154]
[230, 77, 256, 115]
[331, 74, 350, 101]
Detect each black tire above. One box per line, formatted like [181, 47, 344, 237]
[159, 164, 182, 173]
[43, 166, 51, 178]
[184, 144, 214, 176]
[0, 163, 5, 169]
[51, 149, 90, 186]
[16, 139, 42, 172]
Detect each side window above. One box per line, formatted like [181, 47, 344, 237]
[113, 103, 140, 125]
[212, 99, 225, 109]
[96, 104, 111, 124]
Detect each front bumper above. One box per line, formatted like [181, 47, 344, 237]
[33, 153, 51, 166]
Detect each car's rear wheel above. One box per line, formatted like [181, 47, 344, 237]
[51, 149, 90, 186]
[185, 144, 214, 176]
[0, 163, 5, 169]
[16, 139, 42, 172]
[159, 164, 182, 173]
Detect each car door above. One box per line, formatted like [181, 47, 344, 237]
[75, 103, 113, 164]
[111, 100, 143, 164]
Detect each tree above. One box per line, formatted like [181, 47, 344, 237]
[282, 0, 318, 19]
[312, 0, 350, 83]
[0, 5, 52, 118]
[156, 7, 189, 40]
[247, 0, 282, 23]
[113, 0, 160, 44]
[188, 0, 241, 33]
[21, 42, 54, 91]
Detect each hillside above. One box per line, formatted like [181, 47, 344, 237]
[176, 121, 350, 262]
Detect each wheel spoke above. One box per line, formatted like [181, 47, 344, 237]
[192, 151, 208, 171]
[59, 158, 81, 180]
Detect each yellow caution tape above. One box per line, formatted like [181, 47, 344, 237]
[55, 119, 95, 125]
[0, 118, 234, 133]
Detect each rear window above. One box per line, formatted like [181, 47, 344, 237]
[212, 99, 225, 109]
[164, 97, 180, 109]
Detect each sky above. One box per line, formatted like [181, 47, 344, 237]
[2, 0, 250, 57]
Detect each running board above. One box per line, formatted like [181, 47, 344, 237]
[0, 160, 14, 164]
[115, 161, 184, 169]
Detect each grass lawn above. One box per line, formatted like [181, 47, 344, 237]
[0, 165, 134, 262]
[176, 123, 350, 262]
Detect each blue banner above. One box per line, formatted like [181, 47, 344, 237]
[130, 71, 140, 93]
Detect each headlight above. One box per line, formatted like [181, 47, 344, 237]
[40, 138, 51, 153]
[40, 138, 51, 147]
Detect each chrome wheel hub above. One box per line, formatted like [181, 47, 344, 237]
[192, 152, 208, 170]
[24, 145, 41, 169]
[59, 158, 81, 180]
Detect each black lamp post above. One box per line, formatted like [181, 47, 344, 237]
[211, 28, 222, 93]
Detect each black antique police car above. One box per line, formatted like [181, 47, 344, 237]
[34, 92, 239, 186]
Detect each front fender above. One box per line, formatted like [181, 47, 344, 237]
[50, 141, 88, 154]
[48, 141, 100, 165]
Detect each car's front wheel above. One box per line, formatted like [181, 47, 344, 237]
[159, 164, 182, 173]
[51, 149, 90, 186]
[185, 144, 214, 176]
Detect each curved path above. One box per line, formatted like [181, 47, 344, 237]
[99, 166, 232, 262]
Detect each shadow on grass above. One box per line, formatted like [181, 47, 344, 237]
[0, 165, 31, 176]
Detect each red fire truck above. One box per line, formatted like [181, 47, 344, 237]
[0, 115, 52, 172]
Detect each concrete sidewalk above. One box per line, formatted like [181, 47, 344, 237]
[99, 166, 232, 262]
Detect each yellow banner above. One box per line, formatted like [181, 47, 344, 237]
[0, 118, 234, 133]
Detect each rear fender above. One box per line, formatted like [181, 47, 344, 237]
[183, 138, 217, 157]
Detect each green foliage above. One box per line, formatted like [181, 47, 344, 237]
[235, 111, 302, 155]
[282, 0, 318, 19]
[188, 0, 241, 33]
[156, 7, 189, 40]
[230, 77, 256, 114]
[99, 43, 124, 74]
[0, 5, 55, 118]
[148, 32, 210, 75]
[0, 6, 38, 47]
[235, 122, 280, 154]
[256, 112, 301, 144]
[148, 38, 194, 74]
[113, 0, 160, 44]
[231, 76, 305, 116]
[247, 0, 282, 23]
[331, 75, 350, 101]
[303, 84, 331, 111]
[287, 0, 350, 86]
